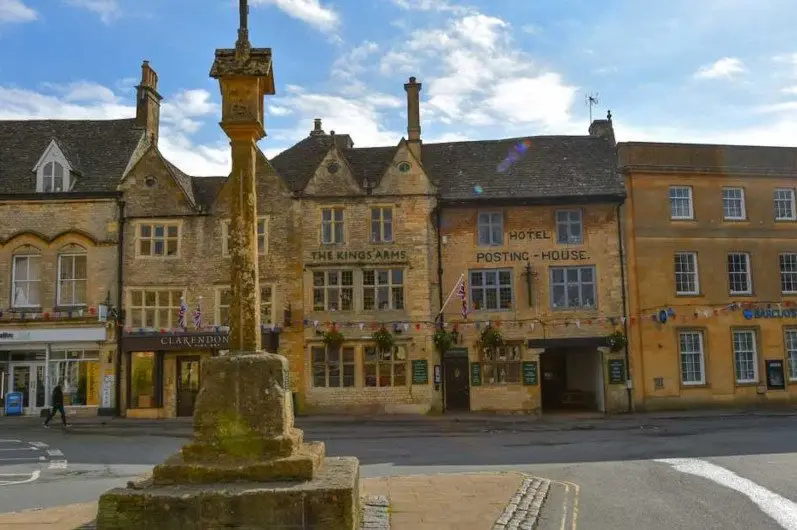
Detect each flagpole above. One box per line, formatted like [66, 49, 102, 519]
[438, 273, 464, 316]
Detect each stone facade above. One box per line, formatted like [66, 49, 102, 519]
[299, 141, 440, 414]
[621, 142, 797, 411]
[440, 203, 629, 413]
[0, 198, 122, 416]
[117, 145, 305, 417]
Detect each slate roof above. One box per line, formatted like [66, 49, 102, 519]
[269, 131, 623, 202]
[0, 119, 143, 194]
[192, 176, 227, 210]
[618, 141, 797, 176]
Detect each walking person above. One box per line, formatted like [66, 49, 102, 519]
[43, 381, 68, 428]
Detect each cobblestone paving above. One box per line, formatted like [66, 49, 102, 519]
[361, 494, 391, 529]
[492, 476, 551, 530]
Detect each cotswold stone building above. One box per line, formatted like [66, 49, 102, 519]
[621, 142, 797, 411]
[436, 117, 629, 414]
[0, 97, 146, 417]
[117, 62, 303, 418]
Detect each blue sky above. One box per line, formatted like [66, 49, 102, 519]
[2, 0, 797, 175]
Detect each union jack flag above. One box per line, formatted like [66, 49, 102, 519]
[457, 275, 468, 319]
[178, 298, 188, 329]
[193, 298, 202, 329]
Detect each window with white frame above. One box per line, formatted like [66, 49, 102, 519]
[674, 252, 699, 295]
[670, 186, 694, 219]
[555, 209, 583, 244]
[679, 330, 705, 385]
[727, 252, 752, 294]
[221, 217, 268, 256]
[550, 266, 597, 309]
[780, 253, 797, 294]
[11, 250, 41, 307]
[370, 207, 393, 243]
[364, 345, 407, 387]
[136, 223, 180, 257]
[732, 329, 758, 383]
[312, 270, 354, 311]
[470, 269, 513, 311]
[774, 188, 796, 220]
[216, 285, 274, 325]
[42, 161, 67, 192]
[722, 187, 746, 220]
[57, 244, 87, 306]
[321, 208, 345, 244]
[363, 269, 404, 310]
[311, 345, 355, 387]
[128, 289, 184, 329]
[477, 212, 504, 246]
[785, 329, 797, 381]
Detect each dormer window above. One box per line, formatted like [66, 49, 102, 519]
[43, 161, 66, 192]
[33, 139, 72, 193]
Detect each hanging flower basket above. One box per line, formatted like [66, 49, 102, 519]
[477, 325, 504, 360]
[606, 330, 627, 352]
[433, 329, 454, 354]
[373, 326, 395, 353]
[322, 327, 344, 348]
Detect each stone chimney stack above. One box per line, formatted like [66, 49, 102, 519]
[589, 109, 615, 145]
[403, 76, 422, 161]
[136, 60, 163, 145]
[309, 118, 325, 136]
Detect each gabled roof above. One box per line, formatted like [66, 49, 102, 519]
[269, 131, 623, 202]
[161, 155, 197, 206]
[0, 119, 143, 194]
[270, 133, 355, 192]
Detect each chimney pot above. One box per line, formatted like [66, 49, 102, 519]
[136, 60, 162, 146]
[409, 76, 416, 83]
[404, 76, 422, 161]
[309, 118, 326, 136]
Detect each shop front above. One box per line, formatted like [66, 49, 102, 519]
[0, 326, 112, 417]
[121, 330, 278, 418]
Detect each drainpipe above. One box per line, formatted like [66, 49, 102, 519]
[115, 198, 125, 417]
[616, 201, 634, 413]
[435, 204, 446, 413]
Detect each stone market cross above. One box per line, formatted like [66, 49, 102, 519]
[93, 2, 361, 528]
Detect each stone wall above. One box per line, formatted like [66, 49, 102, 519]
[624, 168, 797, 410]
[440, 203, 625, 412]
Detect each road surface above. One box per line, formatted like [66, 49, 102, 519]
[1, 414, 795, 529]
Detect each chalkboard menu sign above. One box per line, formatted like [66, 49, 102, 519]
[608, 359, 625, 385]
[521, 361, 538, 386]
[470, 363, 481, 386]
[411, 360, 429, 385]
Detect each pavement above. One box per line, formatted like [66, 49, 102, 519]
[0, 472, 543, 530]
[1, 410, 796, 529]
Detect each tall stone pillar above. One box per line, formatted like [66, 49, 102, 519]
[94, 3, 360, 528]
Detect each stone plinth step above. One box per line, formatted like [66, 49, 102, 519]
[96, 457, 360, 530]
[153, 441, 325, 484]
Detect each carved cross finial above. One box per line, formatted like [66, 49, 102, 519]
[239, 0, 248, 31]
[607, 109, 612, 121]
[235, 0, 251, 60]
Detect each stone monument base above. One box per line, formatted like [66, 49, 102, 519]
[96, 457, 360, 530]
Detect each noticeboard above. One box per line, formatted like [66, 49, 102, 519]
[521, 361, 538, 386]
[608, 359, 625, 385]
[470, 363, 481, 386]
[411, 360, 429, 385]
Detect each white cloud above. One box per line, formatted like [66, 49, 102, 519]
[330, 41, 380, 94]
[251, 0, 339, 32]
[390, 0, 472, 14]
[694, 57, 746, 79]
[0, 0, 37, 23]
[64, 0, 121, 24]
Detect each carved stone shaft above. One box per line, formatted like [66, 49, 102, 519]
[226, 132, 262, 353]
